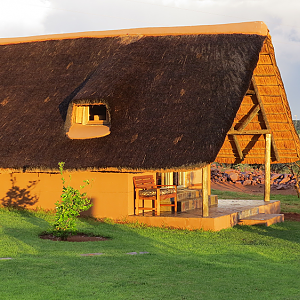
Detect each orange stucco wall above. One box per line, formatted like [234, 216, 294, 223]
[0, 171, 155, 219]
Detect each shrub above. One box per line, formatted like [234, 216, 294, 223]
[286, 161, 300, 198]
[52, 162, 93, 239]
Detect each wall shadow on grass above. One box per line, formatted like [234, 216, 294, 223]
[1, 175, 39, 208]
[235, 221, 300, 244]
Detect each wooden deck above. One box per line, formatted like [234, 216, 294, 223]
[127, 199, 283, 231]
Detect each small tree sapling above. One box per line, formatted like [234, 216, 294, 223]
[52, 162, 93, 239]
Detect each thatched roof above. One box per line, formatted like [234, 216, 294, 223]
[0, 22, 276, 172]
[216, 33, 300, 164]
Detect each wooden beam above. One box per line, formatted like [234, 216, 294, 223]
[237, 104, 260, 131]
[251, 79, 269, 126]
[253, 74, 276, 77]
[257, 94, 282, 97]
[256, 84, 281, 87]
[232, 135, 243, 160]
[246, 89, 255, 95]
[264, 133, 271, 202]
[252, 77, 280, 161]
[256, 113, 285, 115]
[228, 129, 270, 135]
[202, 165, 209, 217]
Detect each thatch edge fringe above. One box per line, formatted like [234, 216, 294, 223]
[0, 161, 209, 175]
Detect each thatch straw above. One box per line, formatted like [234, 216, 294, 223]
[0, 33, 265, 172]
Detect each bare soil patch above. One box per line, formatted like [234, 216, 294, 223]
[40, 233, 109, 242]
[283, 213, 300, 222]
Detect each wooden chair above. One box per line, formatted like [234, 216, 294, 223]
[133, 175, 177, 216]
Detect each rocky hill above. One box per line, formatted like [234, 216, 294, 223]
[211, 164, 297, 191]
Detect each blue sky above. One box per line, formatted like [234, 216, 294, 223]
[1, 0, 299, 118]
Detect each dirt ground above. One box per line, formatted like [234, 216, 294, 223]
[40, 233, 109, 242]
[211, 181, 298, 196]
[212, 181, 300, 221]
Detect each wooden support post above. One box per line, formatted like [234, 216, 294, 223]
[264, 133, 271, 202]
[161, 173, 165, 185]
[135, 189, 140, 215]
[186, 172, 191, 188]
[156, 189, 161, 216]
[164, 172, 173, 185]
[183, 171, 188, 188]
[207, 164, 211, 196]
[174, 186, 178, 214]
[202, 165, 209, 217]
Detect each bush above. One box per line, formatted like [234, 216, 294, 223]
[52, 162, 93, 239]
[286, 161, 300, 198]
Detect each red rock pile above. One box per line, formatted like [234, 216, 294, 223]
[211, 166, 297, 190]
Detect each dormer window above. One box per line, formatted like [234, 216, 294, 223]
[66, 103, 111, 139]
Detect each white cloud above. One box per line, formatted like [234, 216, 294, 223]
[0, 0, 52, 37]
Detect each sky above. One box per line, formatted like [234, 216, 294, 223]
[1, 0, 299, 118]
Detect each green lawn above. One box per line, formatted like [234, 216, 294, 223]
[212, 189, 300, 213]
[1, 206, 300, 299]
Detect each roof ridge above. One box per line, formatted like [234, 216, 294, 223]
[0, 21, 268, 45]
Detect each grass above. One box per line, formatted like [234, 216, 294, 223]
[1, 206, 300, 299]
[212, 189, 300, 213]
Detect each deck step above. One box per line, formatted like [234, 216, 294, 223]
[177, 197, 202, 212]
[161, 194, 218, 212]
[238, 213, 284, 226]
[177, 189, 201, 201]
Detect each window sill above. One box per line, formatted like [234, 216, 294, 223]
[66, 124, 110, 139]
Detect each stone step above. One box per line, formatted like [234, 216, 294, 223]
[177, 189, 201, 201]
[238, 213, 284, 226]
[209, 195, 218, 206]
[238, 207, 259, 219]
[161, 194, 218, 212]
[177, 197, 202, 212]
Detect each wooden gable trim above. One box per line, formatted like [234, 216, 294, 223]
[232, 135, 243, 160]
